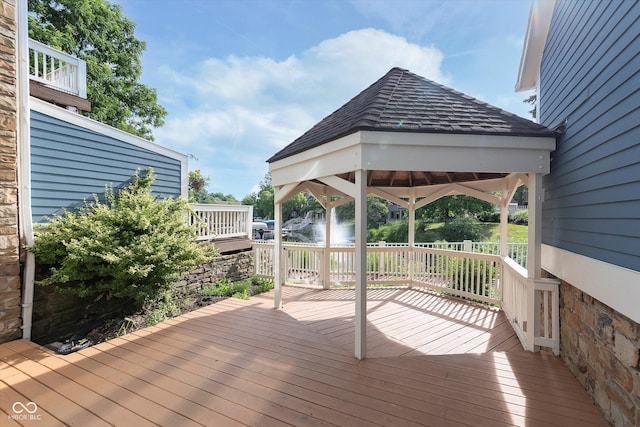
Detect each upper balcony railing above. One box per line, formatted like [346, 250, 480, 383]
[28, 38, 87, 98]
[188, 203, 253, 241]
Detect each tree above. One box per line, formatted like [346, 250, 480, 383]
[245, 173, 323, 221]
[334, 197, 389, 228]
[419, 195, 493, 222]
[188, 170, 207, 202]
[28, 0, 167, 140]
[251, 174, 275, 219]
[282, 193, 307, 219]
[241, 193, 257, 207]
[188, 170, 237, 203]
[512, 185, 528, 206]
[524, 93, 537, 120]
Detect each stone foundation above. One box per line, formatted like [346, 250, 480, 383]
[31, 251, 255, 344]
[558, 279, 639, 426]
[0, 0, 21, 344]
[176, 251, 254, 293]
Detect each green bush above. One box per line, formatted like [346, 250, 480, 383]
[477, 211, 500, 223]
[144, 288, 184, 326]
[368, 220, 408, 243]
[511, 209, 529, 225]
[28, 168, 215, 307]
[201, 278, 249, 297]
[439, 217, 488, 242]
[250, 275, 275, 293]
[200, 276, 274, 299]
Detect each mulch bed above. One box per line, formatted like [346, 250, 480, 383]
[83, 294, 227, 347]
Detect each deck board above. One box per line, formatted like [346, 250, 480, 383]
[1, 286, 607, 426]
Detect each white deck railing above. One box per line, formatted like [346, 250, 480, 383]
[501, 256, 559, 354]
[413, 247, 501, 305]
[254, 240, 559, 354]
[28, 38, 87, 98]
[416, 241, 528, 268]
[188, 204, 253, 241]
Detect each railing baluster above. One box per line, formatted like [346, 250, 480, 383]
[28, 38, 87, 99]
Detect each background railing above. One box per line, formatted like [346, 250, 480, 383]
[188, 204, 253, 241]
[253, 241, 512, 304]
[253, 240, 559, 354]
[412, 247, 501, 305]
[416, 241, 528, 268]
[28, 38, 87, 98]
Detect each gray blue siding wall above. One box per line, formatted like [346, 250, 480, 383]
[539, 0, 640, 272]
[30, 109, 185, 223]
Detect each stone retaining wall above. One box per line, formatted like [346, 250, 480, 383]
[0, 0, 21, 344]
[558, 279, 639, 426]
[31, 251, 255, 344]
[176, 251, 254, 293]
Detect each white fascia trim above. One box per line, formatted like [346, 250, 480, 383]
[180, 157, 188, 199]
[359, 131, 556, 151]
[542, 244, 640, 324]
[30, 97, 188, 163]
[515, 0, 555, 92]
[270, 130, 555, 187]
[269, 132, 362, 170]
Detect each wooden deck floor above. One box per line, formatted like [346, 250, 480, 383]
[1, 286, 607, 426]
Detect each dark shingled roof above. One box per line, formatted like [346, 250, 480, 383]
[267, 67, 555, 163]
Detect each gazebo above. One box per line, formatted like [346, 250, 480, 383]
[267, 68, 558, 359]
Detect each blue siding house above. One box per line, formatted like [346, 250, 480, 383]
[29, 98, 187, 223]
[539, 0, 640, 273]
[15, 37, 188, 344]
[516, 1, 640, 425]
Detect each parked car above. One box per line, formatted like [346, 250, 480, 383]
[252, 222, 268, 240]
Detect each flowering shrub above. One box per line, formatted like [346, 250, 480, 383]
[28, 168, 215, 307]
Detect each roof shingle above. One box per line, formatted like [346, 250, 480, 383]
[268, 67, 555, 163]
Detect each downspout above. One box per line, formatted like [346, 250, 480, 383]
[16, 1, 35, 340]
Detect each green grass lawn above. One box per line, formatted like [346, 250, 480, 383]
[419, 222, 528, 243]
[370, 220, 529, 244]
[482, 223, 528, 243]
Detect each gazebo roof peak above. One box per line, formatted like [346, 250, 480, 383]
[268, 67, 554, 163]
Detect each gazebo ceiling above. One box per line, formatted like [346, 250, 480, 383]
[336, 170, 510, 188]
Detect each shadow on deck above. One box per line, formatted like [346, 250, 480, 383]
[268, 285, 521, 358]
[0, 287, 607, 426]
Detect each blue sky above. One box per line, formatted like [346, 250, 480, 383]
[117, 0, 535, 200]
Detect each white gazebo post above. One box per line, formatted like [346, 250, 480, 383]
[527, 173, 543, 280]
[408, 189, 416, 287]
[500, 182, 510, 257]
[323, 202, 331, 289]
[354, 169, 368, 360]
[527, 172, 543, 351]
[273, 194, 284, 309]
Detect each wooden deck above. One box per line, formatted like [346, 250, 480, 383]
[1, 286, 607, 426]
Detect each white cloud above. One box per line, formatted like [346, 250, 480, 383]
[348, 0, 484, 41]
[192, 55, 304, 101]
[154, 28, 448, 197]
[304, 29, 449, 90]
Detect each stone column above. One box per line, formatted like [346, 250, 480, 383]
[0, 0, 22, 343]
